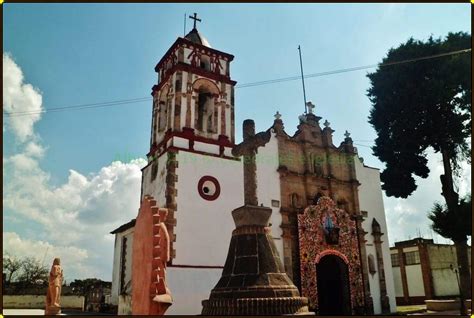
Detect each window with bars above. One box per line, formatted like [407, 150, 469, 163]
[390, 253, 400, 267]
[404, 251, 420, 265]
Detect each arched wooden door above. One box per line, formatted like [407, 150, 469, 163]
[316, 254, 351, 315]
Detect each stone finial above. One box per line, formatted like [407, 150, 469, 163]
[344, 130, 351, 139]
[45, 258, 63, 315]
[324, 120, 331, 128]
[298, 114, 307, 124]
[306, 101, 315, 114]
[274, 111, 282, 120]
[232, 120, 271, 206]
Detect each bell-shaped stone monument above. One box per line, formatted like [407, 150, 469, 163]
[201, 120, 309, 315]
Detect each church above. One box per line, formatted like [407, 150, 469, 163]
[110, 15, 397, 315]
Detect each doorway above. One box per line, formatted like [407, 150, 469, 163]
[316, 254, 351, 315]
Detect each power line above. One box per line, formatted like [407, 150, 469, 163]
[4, 97, 151, 118]
[4, 48, 470, 118]
[236, 48, 471, 88]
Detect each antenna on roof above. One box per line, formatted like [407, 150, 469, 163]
[184, 13, 187, 36]
[298, 45, 308, 114]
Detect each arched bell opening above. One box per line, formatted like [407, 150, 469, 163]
[193, 79, 220, 134]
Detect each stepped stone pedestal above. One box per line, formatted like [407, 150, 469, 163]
[201, 205, 309, 315]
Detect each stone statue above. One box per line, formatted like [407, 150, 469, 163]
[45, 257, 63, 315]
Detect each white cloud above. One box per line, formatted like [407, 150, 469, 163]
[3, 232, 91, 281]
[3, 156, 147, 279]
[24, 141, 46, 158]
[3, 53, 43, 142]
[383, 149, 471, 246]
[3, 54, 148, 280]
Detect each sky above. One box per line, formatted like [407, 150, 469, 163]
[3, 3, 471, 282]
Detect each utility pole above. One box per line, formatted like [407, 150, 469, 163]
[298, 45, 307, 114]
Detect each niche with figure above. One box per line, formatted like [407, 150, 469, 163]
[368, 254, 376, 276]
[291, 193, 301, 209]
[158, 101, 167, 132]
[197, 90, 215, 133]
[193, 79, 220, 134]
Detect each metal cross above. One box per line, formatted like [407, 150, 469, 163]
[344, 130, 351, 139]
[306, 101, 315, 114]
[189, 13, 201, 29]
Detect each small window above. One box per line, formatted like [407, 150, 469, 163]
[151, 161, 158, 181]
[175, 80, 181, 92]
[200, 55, 211, 71]
[404, 251, 420, 265]
[368, 254, 376, 275]
[390, 254, 399, 267]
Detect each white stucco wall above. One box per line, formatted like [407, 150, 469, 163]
[255, 130, 284, 260]
[165, 267, 222, 315]
[428, 244, 470, 297]
[111, 227, 134, 306]
[174, 150, 243, 266]
[141, 154, 168, 207]
[405, 264, 425, 296]
[432, 268, 460, 296]
[355, 156, 397, 313]
[391, 265, 404, 297]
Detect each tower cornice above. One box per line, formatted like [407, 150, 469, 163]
[155, 37, 234, 72]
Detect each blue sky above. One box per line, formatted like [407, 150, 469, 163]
[3, 4, 471, 280]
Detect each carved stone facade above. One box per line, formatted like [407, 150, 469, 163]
[269, 113, 374, 314]
[298, 196, 365, 314]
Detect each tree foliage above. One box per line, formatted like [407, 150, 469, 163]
[367, 32, 471, 198]
[2, 256, 49, 289]
[3, 255, 22, 284]
[428, 194, 471, 241]
[17, 257, 49, 285]
[70, 278, 110, 295]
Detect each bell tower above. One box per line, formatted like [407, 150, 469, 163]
[140, 18, 244, 312]
[148, 14, 236, 160]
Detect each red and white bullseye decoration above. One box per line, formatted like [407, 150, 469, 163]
[197, 176, 221, 201]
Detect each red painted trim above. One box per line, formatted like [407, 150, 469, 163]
[169, 264, 224, 269]
[315, 249, 349, 264]
[155, 38, 234, 71]
[152, 62, 237, 95]
[169, 146, 239, 161]
[198, 175, 221, 201]
[147, 128, 234, 158]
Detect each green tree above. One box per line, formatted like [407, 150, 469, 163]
[3, 255, 22, 284]
[367, 32, 471, 299]
[17, 257, 49, 287]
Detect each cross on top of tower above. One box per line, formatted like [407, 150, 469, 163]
[189, 12, 202, 29]
[306, 101, 315, 114]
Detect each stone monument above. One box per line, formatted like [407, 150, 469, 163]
[201, 120, 309, 315]
[45, 257, 63, 315]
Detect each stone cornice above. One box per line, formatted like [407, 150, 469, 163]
[155, 37, 234, 72]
